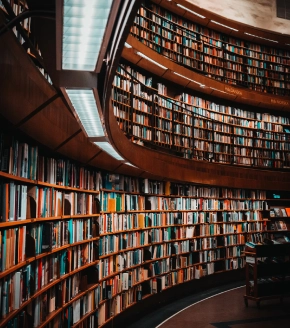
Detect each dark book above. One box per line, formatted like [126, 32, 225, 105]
[42, 222, 53, 252]
[84, 265, 99, 284]
[92, 218, 100, 237]
[137, 289, 142, 302]
[25, 233, 36, 258]
[144, 248, 152, 261]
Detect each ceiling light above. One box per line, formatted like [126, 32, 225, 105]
[66, 89, 105, 137]
[210, 87, 227, 94]
[176, 4, 205, 19]
[210, 20, 238, 32]
[136, 51, 168, 70]
[62, 0, 113, 71]
[94, 141, 124, 160]
[125, 162, 137, 167]
[244, 32, 278, 43]
[173, 72, 203, 86]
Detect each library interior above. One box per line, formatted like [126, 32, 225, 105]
[1, 0, 290, 327]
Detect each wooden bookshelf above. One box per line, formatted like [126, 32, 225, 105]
[112, 63, 290, 168]
[0, 129, 275, 327]
[244, 243, 290, 307]
[97, 174, 268, 325]
[131, 1, 290, 97]
[0, 0, 52, 84]
[1, 1, 290, 326]
[0, 132, 101, 327]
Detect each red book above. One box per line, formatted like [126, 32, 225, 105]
[285, 208, 290, 217]
[38, 259, 42, 290]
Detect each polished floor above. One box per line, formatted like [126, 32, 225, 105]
[127, 282, 290, 328]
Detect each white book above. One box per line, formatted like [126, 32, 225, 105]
[144, 178, 149, 193]
[186, 226, 195, 238]
[122, 272, 129, 290]
[9, 182, 16, 221]
[13, 271, 21, 309]
[73, 298, 81, 324]
[34, 296, 40, 327]
[187, 212, 193, 224]
[19, 185, 27, 220]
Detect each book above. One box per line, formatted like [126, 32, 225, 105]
[273, 208, 281, 217]
[285, 208, 290, 217]
[245, 241, 256, 248]
[42, 222, 53, 252]
[281, 208, 287, 217]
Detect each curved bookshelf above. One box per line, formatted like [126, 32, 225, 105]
[112, 63, 290, 167]
[0, 111, 101, 327]
[1, 1, 290, 327]
[96, 175, 269, 326]
[123, 34, 290, 113]
[132, 0, 290, 97]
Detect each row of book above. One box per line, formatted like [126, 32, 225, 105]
[145, 4, 289, 60]
[37, 156, 102, 190]
[114, 71, 290, 132]
[0, 182, 100, 221]
[98, 225, 256, 258]
[133, 17, 290, 94]
[116, 64, 290, 127]
[98, 286, 142, 326]
[0, 135, 102, 190]
[269, 207, 290, 217]
[98, 210, 262, 234]
[98, 252, 244, 295]
[137, 5, 290, 73]
[101, 192, 267, 212]
[102, 173, 267, 199]
[0, 223, 98, 272]
[113, 69, 290, 163]
[0, 261, 99, 320]
[33, 285, 98, 327]
[99, 231, 150, 256]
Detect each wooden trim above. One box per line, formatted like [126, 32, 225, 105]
[55, 0, 63, 71]
[123, 35, 290, 113]
[15, 93, 60, 128]
[107, 99, 290, 190]
[155, 0, 290, 49]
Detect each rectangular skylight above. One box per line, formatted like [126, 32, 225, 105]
[66, 89, 105, 137]
[62, 0, 113, 71]
[94, 141, 124, 161]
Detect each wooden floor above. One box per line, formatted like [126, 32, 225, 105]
[156, 286, 290, 328]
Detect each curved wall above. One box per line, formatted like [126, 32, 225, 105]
[187, 0, 290, 34]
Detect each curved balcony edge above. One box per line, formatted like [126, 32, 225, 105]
[107, 99, 290, 191]
[123, 35, 290, 114]
[154, 0, 290, 44]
